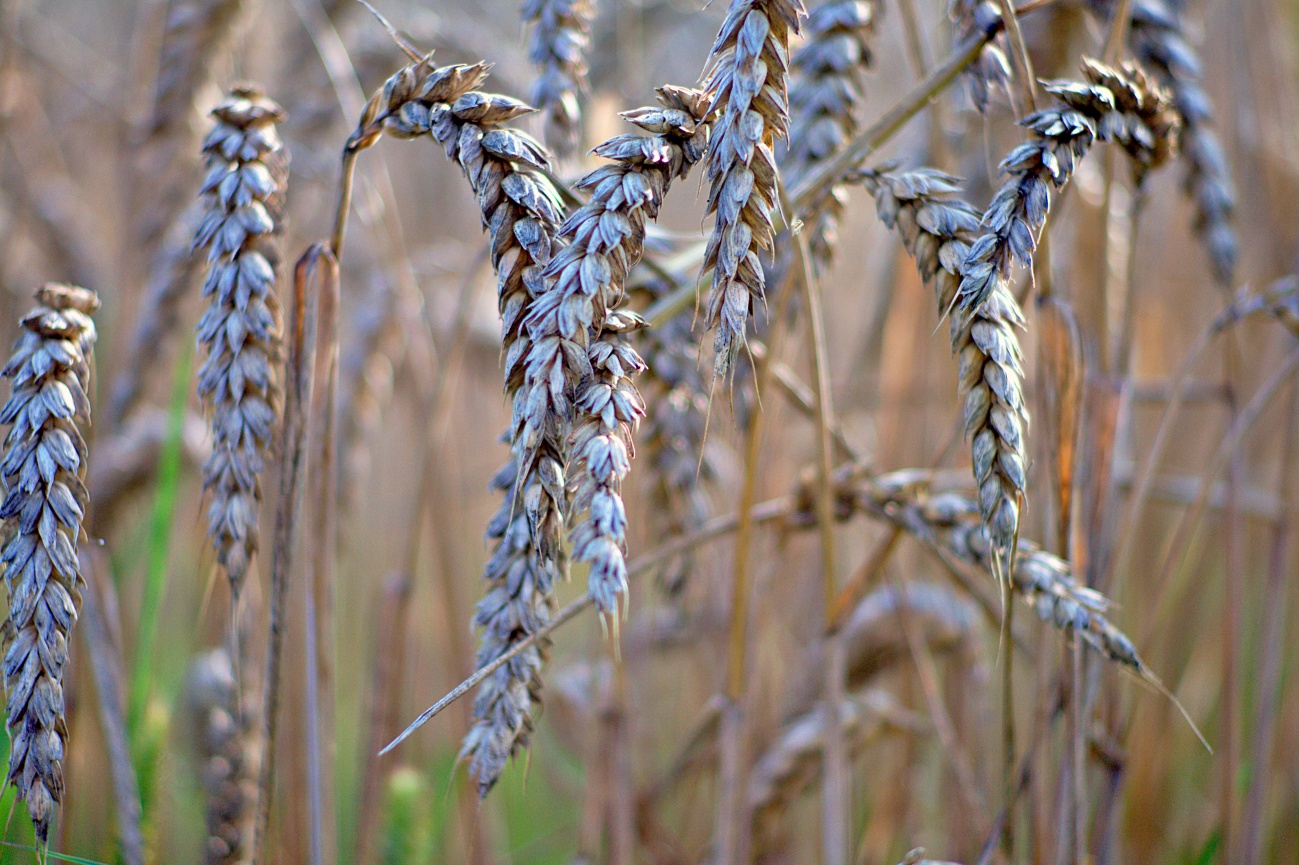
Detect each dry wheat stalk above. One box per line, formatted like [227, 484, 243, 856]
[857, 166, 1029, 556]
[1091, 0, 1238, 284]
[193, 85, 287, 597]
[537, 87, 710, 615]
[346, 55, 567, 795]
[700, 0, 805, 377]
[782, 0, 875, 269]
[0, 283, 99, 843]
[521, 0, 595, 159]
[186, 648, 258, 865]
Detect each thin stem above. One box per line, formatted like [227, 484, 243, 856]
[793, 225, 846, 864]
[1144, 345, 1299, 649]
[254, 245, 337, 864]
[995, 0, 1038, 113]
[1240, 379, 1299, 865]
[381, 496, 796, 754]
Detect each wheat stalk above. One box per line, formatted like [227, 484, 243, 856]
[0, 283, 99, 843]
[521, 0, 595, 159]
[193, 85, 287, 598]
[700, 0, 805, 376]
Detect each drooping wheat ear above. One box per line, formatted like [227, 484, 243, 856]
[782, 0, 875, 270]
[636, 275, 717, 596]
[860, 478, 1153, 675]
[347, 56, 566, 796]
[858, 166, 1028, 555]
[193, 86, 287, 597]
[748, 689, 916, 836]
[536, 87, 710, 616]
[186, 648, 258, 865]
[1094, 0, 1238, 284]
[0, 283, 99, 843]
[948, 0, 1012, 112]
[700, 0, 805, 377]
[522, 0, 595, 159]
[956, 58, 1179, 316]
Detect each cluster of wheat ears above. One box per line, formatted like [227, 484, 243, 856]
[2, 0, 1298, 862]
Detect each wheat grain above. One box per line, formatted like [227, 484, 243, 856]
[346, 55, 568, 795]
[0, 283, 99, 843]
[186, 648, 258, 865]
[700, 0, 805, 377]
[521, 0, 595, 159]
[782, 0, 875, 269]
[538, 86, 711, 615]
[193, 85, 287, 597]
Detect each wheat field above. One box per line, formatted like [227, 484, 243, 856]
[0, 0, 1297, 863]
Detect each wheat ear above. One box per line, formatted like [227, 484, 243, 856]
[782, 0, 876, 270]
[1102, 0, 1238, 284]
[858, 166, 1030, 557]
[0, 283, 99, 843]
[538, 87, 711, 616]
[347, 55, 566, 796]
[700, 0, 805, 377]
[521, 0, 595, 159]
[192, 85, 287, 598]
[186, 648, 259, 865]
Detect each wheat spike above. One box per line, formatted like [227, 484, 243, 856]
[700, 0, 805, 377]
[193, 85, 288, 597]
[1090, 0, 1238, 284]
[781, 0, 875, 270]
[948, 0, 1012, 112]
[535, 87, 711, 615]
[636, 272, 717, 596]
[347, 55, 567, 795]
[186, 648, 259, 865]
[858, 166, 1029, 557]
[0, 284, 99, 843]
[521, 0, 595, 158]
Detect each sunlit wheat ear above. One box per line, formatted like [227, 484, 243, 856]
[193, 85, 287, 599]
[348, 55, 567, 796]
[187, 648, 259, 865]
[700, 0, 805, 378]
[782, 0, 876, 270]
[858, 166, 1029, 559]
[521, 0, 595, 159]
[0, 283, 99, 844]
[534, 86, 711, 616]
[1091, 0, 1238, 284]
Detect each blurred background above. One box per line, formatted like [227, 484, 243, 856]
[1, 0, 1298, 863]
